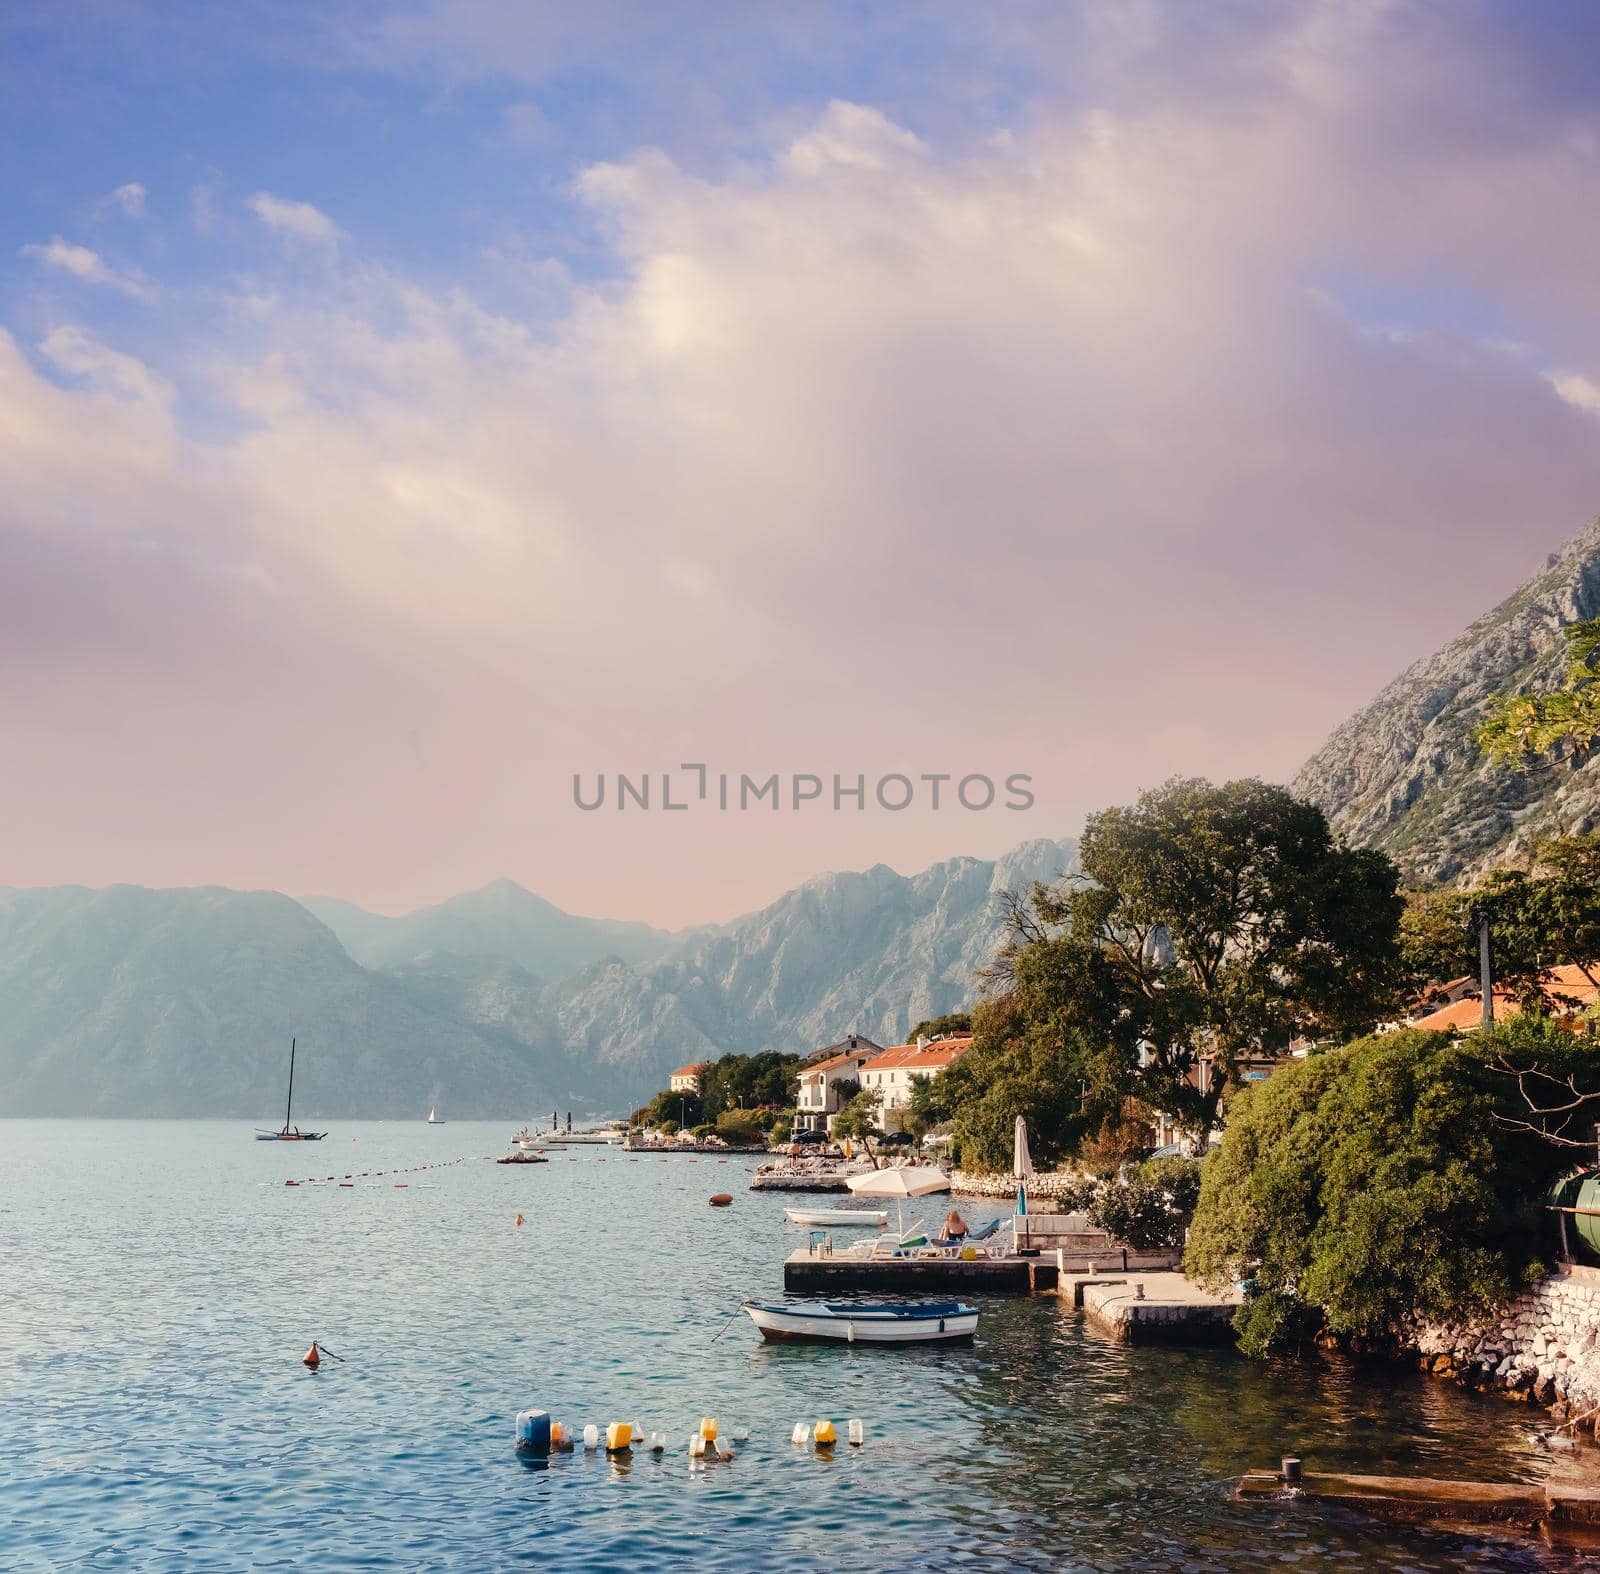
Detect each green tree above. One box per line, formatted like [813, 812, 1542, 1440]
[699, 1051, 804, 1120]
[907, 1012, 972, 1042]
[1185, 1024, 1582, 1356]
[1479, 617, 1600, 766]
[987, 778, 1402, 1144]
[714, 1108, 764, 1144]
[635, 1087, 701, 1129]
[1399, 835, 1600, 1013]
[938, 996, 1106, 1171]
[831, 1087, 883, 1141]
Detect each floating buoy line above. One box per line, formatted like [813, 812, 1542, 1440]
[513, 1409, 858, 1462]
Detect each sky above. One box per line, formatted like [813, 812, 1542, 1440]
[6, 0, 1600, 929]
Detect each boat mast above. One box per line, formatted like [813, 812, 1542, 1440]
[285, 1037, 296, 1133]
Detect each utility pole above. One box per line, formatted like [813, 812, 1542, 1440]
[1471, 907, 1494, 1030]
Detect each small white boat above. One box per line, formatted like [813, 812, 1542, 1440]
[743, 1299, 978, 1345]
[784, 1207, 889, 1228]
[427, 1105, 445, 1125]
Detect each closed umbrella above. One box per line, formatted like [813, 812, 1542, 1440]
[1014, 1115, 1034, 1217]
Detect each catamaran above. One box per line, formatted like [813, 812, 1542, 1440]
[255, 1038, 326, 1141]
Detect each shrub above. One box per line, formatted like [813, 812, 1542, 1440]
[1081, 1157, 1204, 1251]
[715, 1109, 763, 1144]
[1185, 1025, 1584, 1356]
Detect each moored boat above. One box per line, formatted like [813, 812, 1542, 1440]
[743, 1299, 978, 1344]
[784, 1207, 889, 1227]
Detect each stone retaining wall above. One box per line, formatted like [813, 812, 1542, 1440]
[1414, 1264, 1600, 1427]
[951, 1168, 1083, 1203]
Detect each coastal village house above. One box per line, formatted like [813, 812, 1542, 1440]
[794, 1035, 883, 1134]
[860, 1034, 975, 1132]
[1408, 964, 1600, 1034]
[669, 1061, 711, 1095]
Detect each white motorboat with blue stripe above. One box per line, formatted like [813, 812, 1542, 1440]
[743, 1299, 978, 1344]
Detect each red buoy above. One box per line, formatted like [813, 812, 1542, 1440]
[303, 1342, 321, 1368]
[709, 1193, 733, 1207]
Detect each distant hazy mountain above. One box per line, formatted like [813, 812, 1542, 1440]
[0, 839, 1077, 1118]
[1294, 516, 1600, 885]
[300, 878, 681, 976]
[0, 885, 567, 1118]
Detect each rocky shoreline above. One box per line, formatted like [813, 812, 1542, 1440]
[1413, 1264, 1600, 1430]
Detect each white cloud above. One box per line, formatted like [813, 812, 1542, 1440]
[1549, 372, 1600, 417]
[13, 11, 1600, 917]
[20, 237, 154, 300]
[39, 325, 172, 406]
[783, 101, 928, 176]
[248, 192, 345, 244]
[105, 182, 148, 218]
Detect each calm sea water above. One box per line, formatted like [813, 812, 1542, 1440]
[2, 1121, 1597, 1571]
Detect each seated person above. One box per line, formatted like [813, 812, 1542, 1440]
[941, 1208, 970, 1243]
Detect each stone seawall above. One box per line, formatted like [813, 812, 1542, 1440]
[1414, 1264, 1600, 1427]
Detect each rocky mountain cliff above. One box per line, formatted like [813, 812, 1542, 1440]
[1293, 515, 1600, 885]
[0, 838, 1076, 1118]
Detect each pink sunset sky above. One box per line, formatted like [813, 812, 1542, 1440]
[6, 1, 1600, 928]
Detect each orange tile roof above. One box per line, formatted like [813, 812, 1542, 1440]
[670, 1062, 710, 1078]
[868, 1036, 975, 1071]
[800, 1049, 877, 1079]
[1410, 965, 1600, 1034]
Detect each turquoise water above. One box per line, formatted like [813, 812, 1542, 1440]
[2, 1121, 1597, 1570]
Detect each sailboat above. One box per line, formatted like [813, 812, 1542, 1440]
[255, 1038, 327, 1141]
[427, 1104, 445, 1125]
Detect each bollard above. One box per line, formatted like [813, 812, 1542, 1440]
[1281, 1455, 1302, 1484]
[1135, 1284, 1146, 1300]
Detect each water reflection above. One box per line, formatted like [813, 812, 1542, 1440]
[1, 1121, 1596, 1570]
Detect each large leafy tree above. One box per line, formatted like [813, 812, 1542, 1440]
[933, 996, 1112, 1172]
[986, 778, 1402, 1144]
[1186, 1023, 1584, 1356]
[699, 1051, 804, 1120]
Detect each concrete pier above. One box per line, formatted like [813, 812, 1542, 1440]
[1237, 1466, 1600, 1547]
[1072, 1270, 1240, 1344]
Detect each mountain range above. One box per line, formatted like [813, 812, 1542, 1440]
[0, 838, 1075, 1118]
[16, 512, 1600, 1119]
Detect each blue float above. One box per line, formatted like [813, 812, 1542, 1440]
[515, 1409, 552, 1452]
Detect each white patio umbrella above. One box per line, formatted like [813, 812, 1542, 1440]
[846, 1163, 952, 1236]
